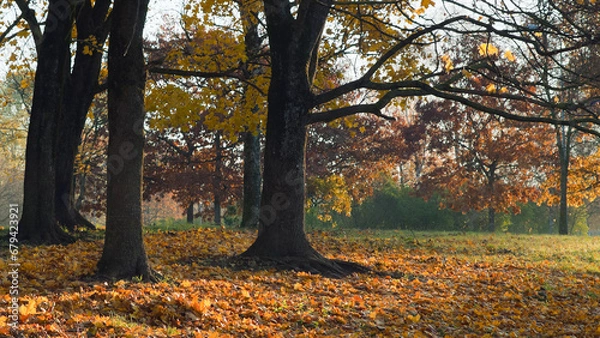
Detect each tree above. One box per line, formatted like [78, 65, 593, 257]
[237, 0, 600, 275]
[96, 0, 156, 281]
[0, 73, 29, 224]
[17, 0, 77, 243]
[306, 115, 408, 225]
[145, 0, 269, 228]
[144, 120, 243, 225]
[414, 99, 553, 232]
[13, 0, 111, 243]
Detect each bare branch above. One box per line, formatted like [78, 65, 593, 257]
[147, 66, 267, 96]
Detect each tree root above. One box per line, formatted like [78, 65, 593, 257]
[212, 255, 372, 278]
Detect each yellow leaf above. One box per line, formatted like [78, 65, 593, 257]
[504, 50, 516, 62]
[82, 45, 93, 56]
[421, 0, 435, 8]
[479, 43, 499, 56]
[407, 313, 421, 323]
[485, 83, 497, 93]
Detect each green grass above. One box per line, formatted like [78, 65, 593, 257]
[331, 229, 600, 274]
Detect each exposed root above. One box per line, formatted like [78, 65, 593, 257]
[209, 255, 371, 278]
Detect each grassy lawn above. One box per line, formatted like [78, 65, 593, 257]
[1, 228, 599, 337]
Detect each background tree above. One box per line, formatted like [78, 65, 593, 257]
[306, 115, 408, 226]
[414, 99, 554, 232]
[144, 119, 243, 225]
[0, 72, 29, 224]
[146, 0, 269, 228]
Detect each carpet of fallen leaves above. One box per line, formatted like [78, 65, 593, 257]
[1, 229, 600, 337]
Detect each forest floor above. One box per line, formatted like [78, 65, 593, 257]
[1, 228, 599, 337]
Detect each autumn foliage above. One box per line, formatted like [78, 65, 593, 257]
[2, 228, 600, 337]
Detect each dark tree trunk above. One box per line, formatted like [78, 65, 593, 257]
[557, 126, 571, 235]
[96, 0, 156, 281]
[55, 0, 111, 232]
[240, 131, 261, 228]
[239, 0, 369, 277]
[487, 207, 496, 232]
[186, 202, 194, 224]
[214, 132, 223, 226]
[239, 4, 262, 229]
[241, 90, 314, 257]
[18, 0, 75, 244]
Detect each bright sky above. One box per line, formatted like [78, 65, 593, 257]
[0, 0, 185, 78]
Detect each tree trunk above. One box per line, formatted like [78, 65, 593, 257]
[557, 126, 571, 235]
[214, 132, 223, 226]
[239, 2, 262, 228]
[239, 0, 369, 277]
[487, 207, 496, 232]
[96, 0, 156, 282]
[18, 0, 74, 244]
[186, 202, 194, 224]
[240, 131, 261, 228]
[55, 0, 111, 232]
[241, 97, 316, 257]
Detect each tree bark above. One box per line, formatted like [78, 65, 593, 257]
[18, 0, 74, 244]
[96, 0, 156, 281]
[487, 207, 496, 232]
[240, 0, 314, 256]
[557, 126, 572, 235]
[214, 132, 223, 226]
[239, 2, 262, 228]
[240, 130, 261, 228]
[55, 0, 111, 232]
[239, 0, 370, 277]
[186, 202, 194, 224]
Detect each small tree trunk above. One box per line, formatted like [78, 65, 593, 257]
[487, 207, 496, 232]
[558, 134, 570, 235]
[18, 0, 74, 244]
[186, 203, 194, 224]
[240, 131, 261, 228]
[214, 132, 223, 226]
[96, 0, 156, 282]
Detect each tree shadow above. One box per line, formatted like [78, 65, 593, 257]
[183, 254, 405, 279]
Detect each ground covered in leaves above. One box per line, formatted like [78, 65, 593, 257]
[1, 229, 600, 337]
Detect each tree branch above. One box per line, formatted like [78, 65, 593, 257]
[312, 15, 468, 107]
[14, 0, 42, 48]
[147, 66, 266, 96]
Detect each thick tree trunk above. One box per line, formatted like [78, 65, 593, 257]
[240, 0, 369, 277]
[241, 103, 316, 257]
[556, 125, 572, 235]
[240, 131, 261, 228]
[96, 0, 156, 281]
[18, 0, 74, 244]
[55, 0, 111, 232]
